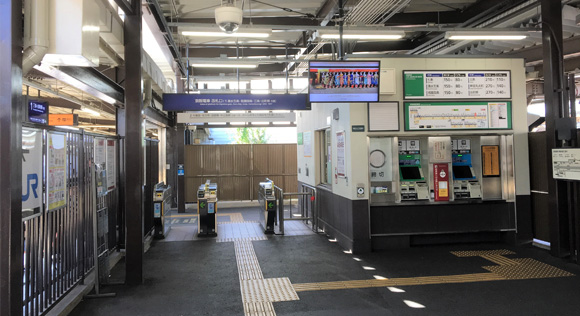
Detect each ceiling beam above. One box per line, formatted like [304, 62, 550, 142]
[505, 35, 580, 64]
[183, 47, 302, 58]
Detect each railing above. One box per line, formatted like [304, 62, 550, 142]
[274, 183, 320, 235]
[21, 128, 119, 316]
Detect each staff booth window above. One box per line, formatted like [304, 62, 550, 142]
[318, 129, 332, 186]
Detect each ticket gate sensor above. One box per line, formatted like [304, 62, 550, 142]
[398, 139, 430, 201]
[451, 140, 482, 199]
[258, 180, 277, 234]
[153, 182, 172, 239]
[197, 180, 218, 237]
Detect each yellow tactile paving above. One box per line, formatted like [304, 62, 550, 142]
[484, 258, 575, 280]
[217, 236, 268, 243]
[235, 240, 264, 281]
[166, 212, 246, 223]
[243, 302, 276, 316]
[241, 278, 299, 303]
[293, 250, 575, 293]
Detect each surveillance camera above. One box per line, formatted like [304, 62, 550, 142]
[215, 6, 243, 34]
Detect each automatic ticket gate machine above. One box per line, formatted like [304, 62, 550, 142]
[258, 180, 277, 234]
[398, 140, 430, 201]
[197, 180, 218, 237]
[153, 182, 172, 238]
[451, 139, 482, 199]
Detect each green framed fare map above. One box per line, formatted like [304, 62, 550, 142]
[403, 70, 511, 100]
[404, 101, 512, 131]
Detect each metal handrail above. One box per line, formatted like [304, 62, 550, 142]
[273, 183, 320, 235]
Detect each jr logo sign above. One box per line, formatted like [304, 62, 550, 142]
[22, 128, 43, 210]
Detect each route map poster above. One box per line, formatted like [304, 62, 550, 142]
[404, 70, 511, 100]
[404, 101, 511, 131]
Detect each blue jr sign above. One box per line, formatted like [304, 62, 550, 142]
[22, 128, 43, 212]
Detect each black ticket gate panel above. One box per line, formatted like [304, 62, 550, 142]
[198, 199, 217, 237]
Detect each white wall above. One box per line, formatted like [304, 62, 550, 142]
[297, 57, 530, 200]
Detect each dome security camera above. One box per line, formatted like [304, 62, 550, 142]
[215, 5, 243, 34]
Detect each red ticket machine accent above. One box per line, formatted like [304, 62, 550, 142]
[433, 163, 449, 202]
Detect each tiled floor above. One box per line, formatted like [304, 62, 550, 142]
[160, 207, 315, 242]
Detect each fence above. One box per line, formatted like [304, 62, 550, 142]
[184, 144, 297, 202]
[22, 126, 119, 316]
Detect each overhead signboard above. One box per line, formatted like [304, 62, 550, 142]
[49, 114, 78, 126]
[404, 101, 512, 131]
[177, 112, 296, 124]
[552, 148, 580, 181]
[163, 93, 310, 111]
[404, 70, 511, 100]
[28, 100, 49, 124]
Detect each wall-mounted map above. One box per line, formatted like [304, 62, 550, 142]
[404, 101, 512, 131]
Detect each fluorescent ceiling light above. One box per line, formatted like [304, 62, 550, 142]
[182, 31, 270, 38]
[191, 64, 257, 68]
[445, 31, 528, 40]
[81, 107, 101, 116]
[321, 34, 403, 40]
[57, 126, 80, 131]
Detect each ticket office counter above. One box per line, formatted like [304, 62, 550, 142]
[368, 135, 516, 248]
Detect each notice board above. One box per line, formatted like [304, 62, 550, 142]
[552, 148, 580, 180]
[404, 70, 511, 100]
[404, 101, 511, 131]
[482, 145, 500, 177]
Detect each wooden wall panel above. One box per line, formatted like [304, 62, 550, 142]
[268, 144, 284, 175]
[184, 145, 202, 177]
[219, 145, 236, 175]
[284, 145, 297, 174]
[185, 144, 297, 202]
[253, 145, 269, 175]
[234, 145, 251, 174]
[202, 146, 219, 175]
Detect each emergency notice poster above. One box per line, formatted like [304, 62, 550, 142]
[47, 132, 67, 211]
[106, 139, 116, 190]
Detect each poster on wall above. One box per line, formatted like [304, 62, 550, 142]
[106, 139, 116, 190]
[403, 70, 511, 99]
[47, 132, 67, 211]
[336, 131, 346, 177]
[22, 128, 43, 218]
[303, 131, 312, 157]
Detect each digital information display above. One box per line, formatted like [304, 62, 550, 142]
[163, 93, 309, 111]
[28, 100, 48, 124]
[404, 101, 512, 131]
[404, 70, 511, 100]
[309, 61, 380, 103]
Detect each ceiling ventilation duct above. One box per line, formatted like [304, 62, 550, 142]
[215, 0, 243, 34]
[23, 0, 49, 75]
[43, 0, 100, 67]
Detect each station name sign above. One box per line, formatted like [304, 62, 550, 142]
[163, 93, 310, 111]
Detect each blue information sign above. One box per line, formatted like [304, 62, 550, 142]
[163, 93, 310, 111]
[28, 100, 48, 124]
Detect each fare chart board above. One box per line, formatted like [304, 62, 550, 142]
[404, 71, 511, 99]
[404, 101, 512, 131]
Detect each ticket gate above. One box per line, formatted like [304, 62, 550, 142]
[197, 180, 218, 237]
[153, 182, 172, 238]
[258, 180, 277, 234]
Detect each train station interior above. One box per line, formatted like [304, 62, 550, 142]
[1, 0, 580, 315]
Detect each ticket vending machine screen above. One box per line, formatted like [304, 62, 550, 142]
[400, 166, 422, 181]
[452, 165, 475, 180]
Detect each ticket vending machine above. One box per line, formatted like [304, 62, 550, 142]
[258, 180, 277, 234]
[153, 182, 172, 238]
[451, 139, 482, 199]
[398, 140, 430, 201]
[197, 180, 218, 237]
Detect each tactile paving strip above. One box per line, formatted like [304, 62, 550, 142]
[243, 302, 276, 316]
[484, 258, 575, 280]
[241, 278, 299, 303]
[235, 240, 264, 281]
[217, 236, 268, 243]
[451, 250, 515, 257]
[480, 254, 520, 266]
[293, 273, 504, 292]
